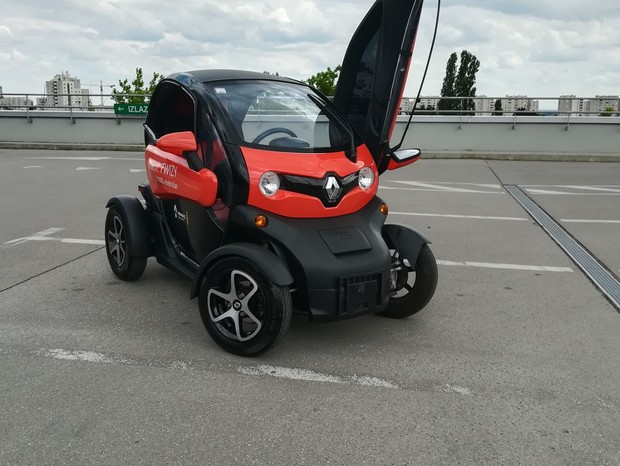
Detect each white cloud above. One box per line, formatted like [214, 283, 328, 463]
[0, 0, 617, 100]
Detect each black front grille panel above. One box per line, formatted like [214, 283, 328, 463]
[339, 272, 383, 315]
[280, 172, 359, 207]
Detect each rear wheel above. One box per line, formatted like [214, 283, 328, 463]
[379, 244, 438, 319]
[105, 207, 147, 281]
[199, 257, 292, 356]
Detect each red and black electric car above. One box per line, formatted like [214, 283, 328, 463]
[105, 0, 438, 355]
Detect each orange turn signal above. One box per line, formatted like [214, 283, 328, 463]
[255, 214, 269, 228]
[380, 203, 389, 215]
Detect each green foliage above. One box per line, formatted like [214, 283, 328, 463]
[438, 50, 480, 114]
[600, 106, 615, 116]
[493, 99, 503, 116]
[307, 66, 342, 97]
[438, 53, 457, 112]
[112, 67, 163, 104]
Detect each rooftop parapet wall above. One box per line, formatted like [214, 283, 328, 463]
[0, 111, 618, 160]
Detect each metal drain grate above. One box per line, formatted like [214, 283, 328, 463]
[505, 185, 620, 311]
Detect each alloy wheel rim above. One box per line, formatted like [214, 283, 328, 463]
[390, 250, 416, 299]
[207, 269, 264, 342]
[107, 215, 127, 268]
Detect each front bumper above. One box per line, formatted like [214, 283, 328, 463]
[224, 197, 392, 320]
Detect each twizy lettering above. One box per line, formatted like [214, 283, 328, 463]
[149, 160, 178, 178]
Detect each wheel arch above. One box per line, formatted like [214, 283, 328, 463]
[105, 195, 152, 256]
[190, 243, 294, 299]
[382, 223, 430, 266]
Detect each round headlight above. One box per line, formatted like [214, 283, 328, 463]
[358, 166, 375, 190]
[259, 171, 280, 197]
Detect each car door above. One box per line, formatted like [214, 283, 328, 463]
[333, 0, 424, 173]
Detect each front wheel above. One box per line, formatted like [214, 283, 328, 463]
[378, 244, 438, 319]
[198, 257, 292, 356]
[105, 206, 147, 281]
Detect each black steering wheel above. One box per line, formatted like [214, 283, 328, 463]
[252, 127, 298, 144]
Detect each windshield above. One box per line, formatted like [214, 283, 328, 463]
[205, 80, 354, 152]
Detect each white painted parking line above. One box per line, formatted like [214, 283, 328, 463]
[523, 185, 620, 196]
[391, 212, 527, 221]
[76, 167, 101, 171]
[23, 165, 42, 169]
[4, 228, 64, 246]
[443, 384, 472, 396]
[387, 181, 502, 189]
[437, 260, 573, 273]
[525, 189, 574, 195]
[526, 189, 620, 196]
[557, 185, 620, 194]
[237, 365, 399, 388]
[30, 156, 143, 161]
[130, 168, 146, 173]
[5, 231, 575, 274]
[388, 180, 502, 194]
[561, 219, 620, 224]
[18, 236, 104, 245]
[4, 229, 103, 247]
[379, 186, 504, 194]
[30, 347, 402, 390]
[522, 184, 620, 188]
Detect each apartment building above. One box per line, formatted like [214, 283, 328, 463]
[500, 95, 539, 114]
[37, 72, 90, 108]
[558, 95, 588, 116]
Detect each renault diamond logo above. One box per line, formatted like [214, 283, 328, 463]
[324, 176, 342, 201]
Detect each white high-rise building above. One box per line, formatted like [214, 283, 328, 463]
[501, 95, 539, 114]
[40, 72, 90, 109]
[417, 96, 440, 110]
[399, 98, 416, 114]
[474, 95, 493, 116]
[0, 85, 33, 109]
[587, 96, 619, 115]
[400, 97, 440, 114]
[558, 95, 588, 116]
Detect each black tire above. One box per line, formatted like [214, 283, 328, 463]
[105, 207, 147, 281]
[198, 256, 292, 356]
[378, 244, 438, 319]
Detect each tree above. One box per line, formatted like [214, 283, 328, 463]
[493, 99, 503, 116]
[600, 106, 615, 117]
[307, 66, 342, 96]
[437, 52, 457, 113]
[438, 50, 480, 114]
[454, 50, 480, 113]
[112, 67, 163, 104]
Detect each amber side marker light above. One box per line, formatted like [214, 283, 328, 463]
[255, 214, 269, 228]
[380, 203, 389, 215]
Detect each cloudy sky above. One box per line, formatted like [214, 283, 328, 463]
[1, 0, 618, 108]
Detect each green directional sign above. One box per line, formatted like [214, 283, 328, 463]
[114, 103, 149, 115]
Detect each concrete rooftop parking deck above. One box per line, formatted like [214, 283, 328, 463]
[0, 149, 619, 464]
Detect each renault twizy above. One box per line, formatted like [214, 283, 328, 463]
[105, 0, 438, 355]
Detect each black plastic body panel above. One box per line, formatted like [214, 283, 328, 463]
[222, 196, 392, 321]
[382, 223, 430, 266]
[189, 243, 294, 299]
[105, 195, 152, 257]
[138, 183, 198, 278]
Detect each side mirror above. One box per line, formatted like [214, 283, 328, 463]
[156, 131, 197, 157]
[387, 148, 421, 170]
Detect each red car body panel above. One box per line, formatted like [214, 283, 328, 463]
[242, 144, 379, 218]
[145, 145, 218, 208]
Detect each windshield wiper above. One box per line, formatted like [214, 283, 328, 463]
[307, 93, 357, 163]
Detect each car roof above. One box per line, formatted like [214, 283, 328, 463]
[179, 69, 302, 85]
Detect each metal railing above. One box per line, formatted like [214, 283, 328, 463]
[1, 92, 618, 120]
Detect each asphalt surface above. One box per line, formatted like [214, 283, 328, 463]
[1, 149, 619, 464]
